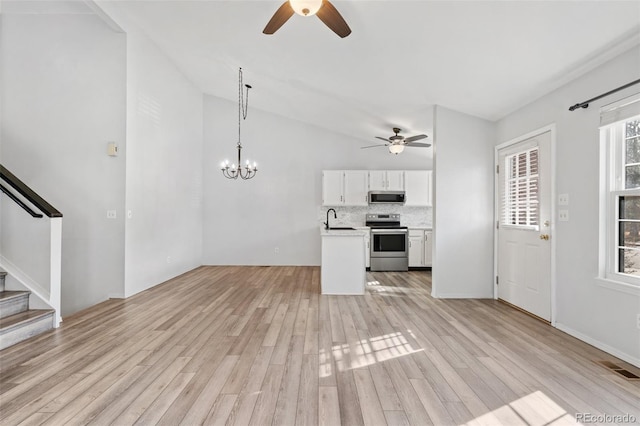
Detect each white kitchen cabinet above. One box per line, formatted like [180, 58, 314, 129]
[424, 230, 433, 267]
[386, 171, 405, 191]
[405, 170, 432, 206]
[364, 231, 371, 268]
[321, 229, 367, 295]
[322, 171, 344, 205]
[368, 171, 405, 191]
[409, 229, 433, 267]
[368, 171, 386, 191]
[344, 171, 369, 206]
[408, 229, 425, 267]
[322, 171, 368, 206]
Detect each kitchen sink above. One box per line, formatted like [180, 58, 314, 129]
[328, 227, 356, 230]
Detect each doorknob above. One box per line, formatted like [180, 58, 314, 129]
[539, 234, 550, 240]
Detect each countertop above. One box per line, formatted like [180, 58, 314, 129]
[320, 227, 368, 237]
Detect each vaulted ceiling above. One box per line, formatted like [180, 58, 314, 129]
[12, 1, 640, 144]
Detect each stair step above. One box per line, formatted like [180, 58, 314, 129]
[0, 291, 30, 319]
[0, 309, 54, 351]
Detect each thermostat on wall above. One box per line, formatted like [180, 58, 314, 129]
[107, 142, 118, 157]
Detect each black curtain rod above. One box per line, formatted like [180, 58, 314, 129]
[569, 78, 640, 111]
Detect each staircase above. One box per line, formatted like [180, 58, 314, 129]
[0, 270, 55, 351]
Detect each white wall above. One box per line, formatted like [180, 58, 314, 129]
[432, 106, 495, 298]
[496, 47, 640, 366]
[203, 96, 432, 265]
[89, 1, 204, 298]
[0, 12, 127, 315]
[123, 30, 204, 297]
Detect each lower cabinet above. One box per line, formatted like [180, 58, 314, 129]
[408, 230, 425, 267]
[424, 230, 433, 267]
[409, 229, 433, 268]
[364, 232, 371, 268]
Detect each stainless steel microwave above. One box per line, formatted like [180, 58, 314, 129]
[368, 191, 406, 204]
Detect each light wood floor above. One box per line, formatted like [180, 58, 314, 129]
[1, 266, 639, 425]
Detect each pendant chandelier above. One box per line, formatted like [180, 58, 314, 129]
[221, 67, 258, 180]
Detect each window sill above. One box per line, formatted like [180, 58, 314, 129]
[595, 277, 640, 296]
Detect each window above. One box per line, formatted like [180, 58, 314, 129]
[602, 95, 640, 286]
[502, 147, 539, 229]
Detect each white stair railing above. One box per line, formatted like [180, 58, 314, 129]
[0, 165, 63, 327]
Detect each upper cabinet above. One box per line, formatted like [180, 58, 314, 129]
[369, 170, 405, 191]
[322, 171, 344, 205]
[343, 171, 369, 205]
[323, 169, 432, 206]
[405, 170, 432, 206]
[322, 170, 368, 206]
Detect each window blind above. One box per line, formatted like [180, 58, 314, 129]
[502, 147, 539, 228]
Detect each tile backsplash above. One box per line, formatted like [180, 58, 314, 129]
[318, 205, 432, 228]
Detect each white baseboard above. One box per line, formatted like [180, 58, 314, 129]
[432, 292, 494, 299]
[555, 322, 640, 368]
[108, 293, 125, 299]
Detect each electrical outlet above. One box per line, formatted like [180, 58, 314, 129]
[274, 247, 279, 254]
[637, 314, 640, 330]
[559, 210, 569, 222]
[166, 256, 172, 264]
[106, 210, 117, 219]
[558, 193, 569, 206]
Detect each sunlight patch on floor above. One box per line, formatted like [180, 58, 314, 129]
[367, 280, 413, 294]
[318, 331, 423, 377]
[462, 391, 577, 426]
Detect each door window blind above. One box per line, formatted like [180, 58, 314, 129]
[502, 147, 539, 228]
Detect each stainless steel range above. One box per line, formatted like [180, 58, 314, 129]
[366, 214, 408, 272]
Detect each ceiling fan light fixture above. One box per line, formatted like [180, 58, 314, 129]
[389, 144, 405, 155]
[289, 0, 322, 16]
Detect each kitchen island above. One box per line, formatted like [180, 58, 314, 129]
[320, 227, 367, 295]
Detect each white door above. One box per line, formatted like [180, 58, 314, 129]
[497, 131, 552, 321]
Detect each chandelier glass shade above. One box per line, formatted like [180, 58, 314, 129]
[221, 67, 258, 180]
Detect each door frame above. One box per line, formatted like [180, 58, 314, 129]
[493, 124, 557, 326]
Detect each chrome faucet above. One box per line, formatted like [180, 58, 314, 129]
[324, 208, 337, 230]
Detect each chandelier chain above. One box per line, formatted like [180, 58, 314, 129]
[238, 68, 250, 147]
[221, 67, 258, 180]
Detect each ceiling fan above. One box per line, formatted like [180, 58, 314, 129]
[263, 0, 352, 38]
[362, 128, 431, 155]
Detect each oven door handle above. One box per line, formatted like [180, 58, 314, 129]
[370, 229, 408, 234]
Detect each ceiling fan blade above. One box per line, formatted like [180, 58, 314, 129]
[375, 136, 390, 142]
[361, 144, 387, 149]
[404, 134, 428, 143]
[263, 1, 295, 34]
[404, 142, 431, 147]
[316, 0, 351, 38]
